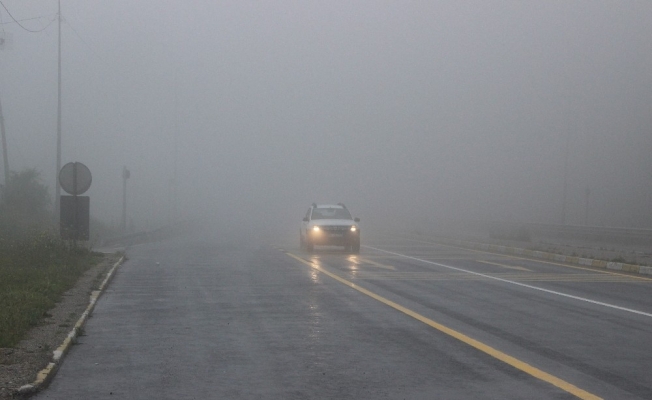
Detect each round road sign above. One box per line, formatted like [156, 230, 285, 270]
[59, 162, 92, 195]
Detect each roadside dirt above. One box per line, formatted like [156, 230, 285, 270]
[0, 253, 121, 399]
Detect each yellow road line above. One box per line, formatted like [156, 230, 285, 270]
[476, 259, 532, 271]
[285, 252, 601, 400]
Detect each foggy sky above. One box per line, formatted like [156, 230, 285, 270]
[1, 1, 651, 238]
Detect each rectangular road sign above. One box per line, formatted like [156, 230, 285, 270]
[60, 195, 90, 240]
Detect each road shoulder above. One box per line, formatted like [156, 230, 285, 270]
[0, 252, 123, 399]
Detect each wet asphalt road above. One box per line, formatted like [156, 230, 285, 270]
[36, 234, 652, 399]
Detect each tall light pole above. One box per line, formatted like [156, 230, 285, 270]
[55, 0, 62, 223]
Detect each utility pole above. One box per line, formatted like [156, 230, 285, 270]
[55, 0, 62, 223]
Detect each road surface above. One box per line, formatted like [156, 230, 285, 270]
[36, 233, 652, 399]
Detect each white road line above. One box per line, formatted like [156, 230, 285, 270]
[365, 245, 652, 318]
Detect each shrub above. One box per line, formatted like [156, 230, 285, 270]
[0, 168, 53, 237]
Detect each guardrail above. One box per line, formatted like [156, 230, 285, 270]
[481, 221, 652, 245]
[524, 223, 652, 245]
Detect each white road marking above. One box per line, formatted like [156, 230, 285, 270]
[365, 245, 652, 318]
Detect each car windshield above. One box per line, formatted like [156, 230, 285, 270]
[311, 208, 352, 220]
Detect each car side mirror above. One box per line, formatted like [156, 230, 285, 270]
[354, 217, 360, 222]
[303, 217, 309, 222]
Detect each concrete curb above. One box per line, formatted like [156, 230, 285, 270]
[17, 255, 126, 397]
[418, 235, 652, 276]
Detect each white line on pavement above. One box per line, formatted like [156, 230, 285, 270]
[364, 245, 652, 318]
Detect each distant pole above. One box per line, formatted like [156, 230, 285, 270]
[121, 166, 130, 231]
[169, 68, 179, 225]
[172, 69, 178, 224]
[0, 32, 9, 189]
[584, 186, 590, 225]
[0, 96, 8, 186]
[55, 0, 62, 223]
[72, 162, 78, 248]
[561, 131, 569, 225]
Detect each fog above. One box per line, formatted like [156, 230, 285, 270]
[1, 1, 651, 240]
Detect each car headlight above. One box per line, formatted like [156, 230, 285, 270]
[312, 226, 321, 232]
[350, 225, 357, 232]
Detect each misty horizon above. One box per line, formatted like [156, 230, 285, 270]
[1, 1, 651, 238]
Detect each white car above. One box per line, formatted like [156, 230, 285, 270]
[300, 203, 361, 253]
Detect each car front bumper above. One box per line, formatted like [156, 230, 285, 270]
[308, 229, 360, 246]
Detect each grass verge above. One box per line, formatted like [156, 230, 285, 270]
[0, 231, 103, 348]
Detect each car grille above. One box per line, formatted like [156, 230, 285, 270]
[321, 225, 350, 232]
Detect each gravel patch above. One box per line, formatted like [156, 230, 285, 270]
[0, 253, 121, 399]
